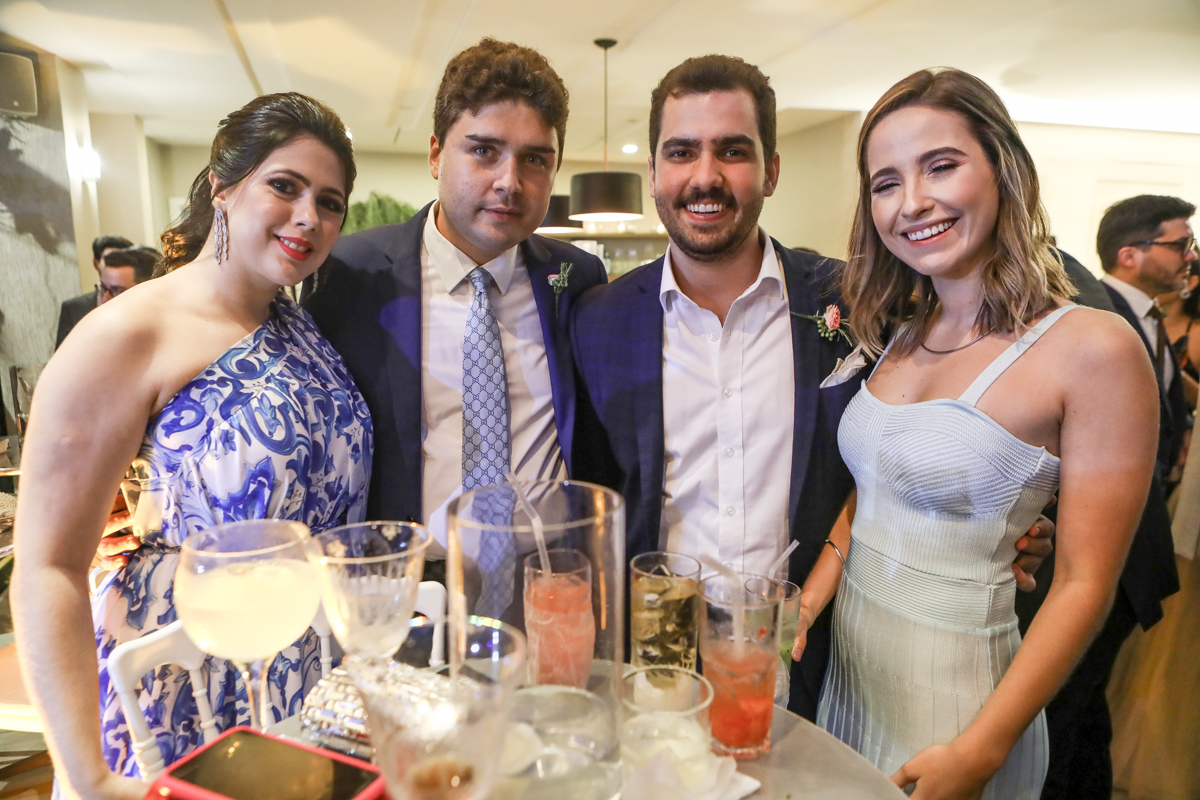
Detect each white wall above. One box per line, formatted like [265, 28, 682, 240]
[760, 113, 861, 260]
[55, 58, 98, 290]
[1019, 123, 1200, 275]
[90, 112, 156, 248]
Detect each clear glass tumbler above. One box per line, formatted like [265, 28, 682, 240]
[447, 480, 624, 798]
[357, 616, 526, 800]
[699, 573, 784, 759]
[778, 580, 802, 664]
[524, 548, 595, 688]
[630, 551, 701, 670]
[620, 666, 714, 790]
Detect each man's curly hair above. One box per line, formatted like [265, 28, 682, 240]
[433, 38, 569, 166]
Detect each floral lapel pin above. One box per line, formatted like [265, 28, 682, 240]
[793, 303, 853, 345]
[548, 261, 573, 320]
[548, 261, 574, 296]
[794, 304, 868, 387]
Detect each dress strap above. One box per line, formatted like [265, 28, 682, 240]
[869, 336, 899, 377]
[957, 305, 1079, 407]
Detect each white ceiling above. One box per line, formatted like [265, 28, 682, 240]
[2, 0, 1199, 160]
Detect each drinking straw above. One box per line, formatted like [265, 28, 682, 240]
[767, 540, 799, 580]
[447, 516, 466, 680]
[700, 556, 744, 648]
[507, 472, 550, 573]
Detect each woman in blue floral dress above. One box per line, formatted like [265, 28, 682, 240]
[12, 93, 369, 800]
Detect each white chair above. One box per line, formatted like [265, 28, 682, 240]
[108, 582, 447, 779]
[309, 603, 335, 678]
[415, 581, 448, 668]
[107, 620, 217, 780]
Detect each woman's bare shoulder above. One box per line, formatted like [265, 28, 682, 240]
[1047, 306, 1153, 379]
[55, 280, 170, 364]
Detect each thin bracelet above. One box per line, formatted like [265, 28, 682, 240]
[824, 538, 846, 566]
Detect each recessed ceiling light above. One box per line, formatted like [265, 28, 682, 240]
[621, 143, 638, 154]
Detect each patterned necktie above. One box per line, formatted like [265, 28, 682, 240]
[461, 267, 515, 617]
[1148, 302, 1169, 386]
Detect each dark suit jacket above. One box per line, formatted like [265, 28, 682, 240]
[570, 241, 861, 717]
[1099, 282, 1183, 627]
[1059, 249, 1115, 313]
[304, 202, 607, 522]
[55, 289, 97, 349]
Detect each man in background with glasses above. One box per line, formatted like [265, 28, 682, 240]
[1039, 194, 1193, 800]
[96, 247, 157, 306]
[54, 235, 132, 349]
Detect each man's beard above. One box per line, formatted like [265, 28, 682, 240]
[656, 189, 764, 263]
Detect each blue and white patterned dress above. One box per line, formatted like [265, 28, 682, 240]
[90, 297, 372, 777]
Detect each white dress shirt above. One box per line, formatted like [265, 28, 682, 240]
[659, 230, 795, 579]
[1101, 273, 1175, 387]
[421, 205, 565, 551]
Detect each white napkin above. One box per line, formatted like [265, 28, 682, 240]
[819, 343, 869, 388]
[621, 752, 760, 800]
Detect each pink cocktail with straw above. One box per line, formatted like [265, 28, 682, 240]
[699, 570, 784, 759]
[524, 548, 595, 688]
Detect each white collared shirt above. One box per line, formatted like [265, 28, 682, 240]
[659, 230, 795, 580]
[421, 206, 565, 550]
[1101, 273, 1175, 386]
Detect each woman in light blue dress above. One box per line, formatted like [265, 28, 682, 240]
[788, 70, 1159, 799]
[13, 93, 369, 800]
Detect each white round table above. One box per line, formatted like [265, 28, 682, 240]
[273, 705, 905, 798]
[740, 708, 906, 798]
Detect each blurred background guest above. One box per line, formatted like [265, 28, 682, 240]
[55, 235, 133, 349]
[96, 247, 158, 305]
[1105, 235, 1200, 800]
[1159, 259, 1200, 407]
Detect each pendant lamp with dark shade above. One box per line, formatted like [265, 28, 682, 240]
[569, 38, 643, 222]
[535, 195, 583, 234]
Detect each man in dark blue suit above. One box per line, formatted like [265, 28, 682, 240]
[1035, 195, 1191, 800]
[305, 40, 606, 601]
[571, 55, 1053, 721]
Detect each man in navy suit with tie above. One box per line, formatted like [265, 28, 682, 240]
[571, 55, 1052, 720]
[305, 39, 606, 613]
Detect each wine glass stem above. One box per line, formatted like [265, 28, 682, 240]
[237, 662, 262, 730]
[259, 659, 271, 730]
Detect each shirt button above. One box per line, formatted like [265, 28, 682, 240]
[726, 506, 736, 516]
[725, 447, 734, 456]
[723, 388, 733, 398]
[709, 332, 720, 342]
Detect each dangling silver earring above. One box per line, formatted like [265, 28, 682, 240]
[1182, 286, 1193, 300]
[213, 207, 229, 264]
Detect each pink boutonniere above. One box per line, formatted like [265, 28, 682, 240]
[793, 304, 853, 345]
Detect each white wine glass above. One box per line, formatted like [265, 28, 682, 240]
[306, 521, 432, 664]
[175, 519, 319, 730]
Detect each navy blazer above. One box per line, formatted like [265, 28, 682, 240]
[305, 202, 607, 522]
[569, 240, 861, 718]
[1101, 284, 1183, 628]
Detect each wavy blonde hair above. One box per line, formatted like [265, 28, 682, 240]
[841, 68, 1074, 357]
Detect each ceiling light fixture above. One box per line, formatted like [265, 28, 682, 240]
[569, 38, 643, 223]
[535, 195, 584, 234]
[622, 143, 638, 154]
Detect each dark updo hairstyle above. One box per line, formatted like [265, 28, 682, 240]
[157, 92, 355, 275]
